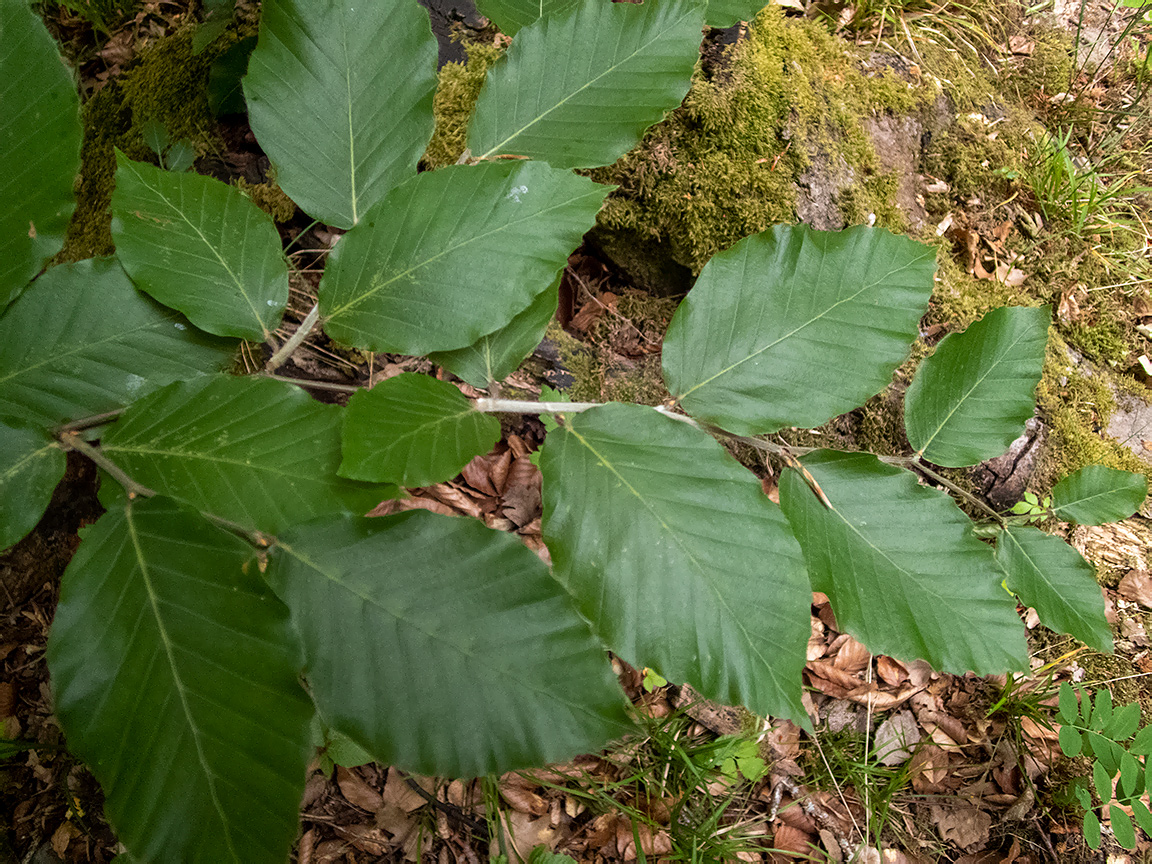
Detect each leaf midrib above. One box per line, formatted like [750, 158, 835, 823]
[676, 256, 922, 403]
[0, 439, 58, 482]
[1000, 527, 1103, 639]
[0, 317, 182, 387]
[126, 502, 238, 860]
[103, 443, 326, 484]
[914, 326, 1034, 458]
[564, 419, 791, 697]
[324, 186, 603, 319]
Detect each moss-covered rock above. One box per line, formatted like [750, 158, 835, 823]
[584, 6, 937, 293]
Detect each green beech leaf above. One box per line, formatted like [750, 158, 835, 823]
[662, 225, 936, 436]
[0, 0, 82, 307]
[102, 375, 393, 534]
[994, 526, 1112, 653]
[0, 258, 235, 427]
[428, 279, 559, 388]
[0, 420, 65, 550]
[540, 403, 812, 726]
[243, 0, 437, 228]
[269, 511, 629, 776]
[339, 373, 500, 486]
[46, 497, 313, 864]
[779, 450, 1028, 674]
[474, 0, 577, 36]
[1051, 465, 1149, 525]
[110, 153, 288, 341]
[703, 0, 768, 27]
[904, 306, 1050, 467]
[319, 162, 607, 354]
[468, 0, 705, 168]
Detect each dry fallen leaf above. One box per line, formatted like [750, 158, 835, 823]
[1118, 570, 1152, 608]
[337, 766, 383, 812]
[931, 804, 992, 852]
[873, 710, 922, 766]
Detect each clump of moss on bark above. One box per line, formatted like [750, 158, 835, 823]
[234, 177, 297, 223]
[59, 26, 245, 261]
[422, 40, 507, 169]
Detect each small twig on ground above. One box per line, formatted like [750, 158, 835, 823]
[401, 775, 489, 838]
[768, 776, 854, 860]
[568, 267, 661, 347]
[266, 302, 320, 372]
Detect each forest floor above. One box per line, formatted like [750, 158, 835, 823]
[3, 0, 1152, 862]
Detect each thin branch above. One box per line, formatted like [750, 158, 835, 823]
[264, 373, 362, 393]
[57, 432, 155, 499]
[886, 455, 1005, 523]
[54, 408, 126, 434]
[202, 512, 276, 549]
[59, 433, 277, 549]
[266, 302, 320, 372]
[473, 397, 698, 425]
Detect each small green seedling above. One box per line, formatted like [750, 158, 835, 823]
[1010, 491, 1051, 523]
[705, 736, 768, 784]
[139, 119, 197, 173]
[642, 668, 669, 692]
[1056, 682, 1152, 850]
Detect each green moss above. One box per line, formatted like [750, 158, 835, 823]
[234, 177, 297, 223]
[1004, 26, 1075, 103]
[545, 321, 603, 403]
[542, 295, 677, 405]
[1066, 314, 1130, 368]
[837, 171, 907, 230]
[422, 41, 506, 169]
[119, 29, 221, 150]
[59, 26, 244, 261]
[590, 5, 934, 275]
[924, 246, 1023, 329]
[1033, 338, 1152, 491]
[922, 112, 1028, 201]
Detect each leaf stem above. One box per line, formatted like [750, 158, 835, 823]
[266, 302, 320, 372]
[57, 432, 156, 499]
[53, 408, 126, 434]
